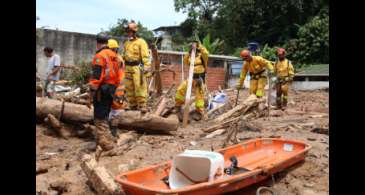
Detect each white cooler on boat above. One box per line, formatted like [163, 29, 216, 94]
[169, 150, 225, 189]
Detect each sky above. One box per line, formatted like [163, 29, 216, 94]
[36, 0, 188, 34]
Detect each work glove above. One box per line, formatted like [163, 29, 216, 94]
[271, 76, 278, 83]
[143, 67, 152, 78]
[236, 84, 244, 90]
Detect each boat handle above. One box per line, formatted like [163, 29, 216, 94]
[218, 182, 230, 188]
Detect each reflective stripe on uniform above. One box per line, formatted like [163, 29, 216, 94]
[175, 93, 185, 101]
[195, 99, 204, 108]
[256, 90, 264, 97]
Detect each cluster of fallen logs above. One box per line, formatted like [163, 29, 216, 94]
[36, 97, 179, 134]
[201, 94, 268, 144]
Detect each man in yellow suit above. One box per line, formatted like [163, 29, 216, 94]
[273, 48, 295, 110]
[122, 21, 151, 113]
[236, 49, 274, 98]
[174, 41, 209, 121]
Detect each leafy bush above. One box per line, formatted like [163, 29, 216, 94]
[285, 15, 329, 64]
[201, 34, 224, 54]
[69, 60, 92, 87]
[260, 44, 277, 61]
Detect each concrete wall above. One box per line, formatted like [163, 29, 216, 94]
[36, 29, 124, 80]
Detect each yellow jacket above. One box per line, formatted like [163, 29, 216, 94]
[238, 56, 274, 86]
[274, 58, 295, 78]
[122, 38, 151, 69]
[183, 44, 209, 74]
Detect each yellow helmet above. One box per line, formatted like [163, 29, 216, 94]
[108, 39, 119, 49]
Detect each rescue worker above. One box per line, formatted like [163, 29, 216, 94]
[88, 33, 123, 153]
[107, 39, 126, 136]
[236, 49, 274, 98]
[273, 48, 295, 110]
[174, 41, 209, 121]
[122, 21, 151, 113]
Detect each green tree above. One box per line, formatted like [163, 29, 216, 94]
[174, 0, 328, 56]
[104, 18, 154, 44]
[201, 34, 224, 54]
[285, 13, 329, 64]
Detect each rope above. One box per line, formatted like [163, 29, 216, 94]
[59, 100, 65, 121]
[256, 174, 278, 195]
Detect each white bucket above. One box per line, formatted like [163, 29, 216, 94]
[169, 150, 224, 189]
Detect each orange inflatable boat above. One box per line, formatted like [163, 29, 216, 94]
[115, 138, 311, 195]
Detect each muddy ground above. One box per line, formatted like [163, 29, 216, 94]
[36, 89, 329, 195]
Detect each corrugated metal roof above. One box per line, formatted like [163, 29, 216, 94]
[157, 50, 241, 61]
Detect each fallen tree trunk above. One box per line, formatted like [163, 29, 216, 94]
[37, 97, 179, 133]
[114, 111, 178, 133]
[37, 97, 93, 123]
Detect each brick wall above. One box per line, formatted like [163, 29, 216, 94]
[160, 64, 225, 91]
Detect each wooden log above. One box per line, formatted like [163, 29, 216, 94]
[114, 111, 178, 133]
[207, 103, 226, 117]
[36, 97, 179, 133]
[204, 129, 226, 138]
[202, 116, 240, 133]
[37, 97, 93, 123]
[45, 114, 61, 129]
[213, 95, 264, 123]
[154, 97, 167, 116]
[80, 154, 124, 195]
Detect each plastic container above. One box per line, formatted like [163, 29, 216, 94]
[169, 150, 224, 189]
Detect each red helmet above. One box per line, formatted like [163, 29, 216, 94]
[277, 48, 286, 55]
[240, 49, 251, 58]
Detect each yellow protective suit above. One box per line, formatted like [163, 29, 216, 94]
[175, 80, 205, 113]
[175, 44, 209, 113]
[122, 37, 151, 109]
[183, 44, 209, 74]
[274, 58, 295, 108]
[237, 56, 274, 97]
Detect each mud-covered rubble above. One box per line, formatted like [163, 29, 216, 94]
[36, 89, 329, 194]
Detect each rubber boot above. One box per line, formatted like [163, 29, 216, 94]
[276, 97, 282, 110]
[192, 110, 203, 121]
[139, 105, 148, 114]
[282, 96, 288, 111]
[94, 119, 115, 151]
[109, 120, 117, 138]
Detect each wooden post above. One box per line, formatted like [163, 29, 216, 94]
[181, 52, 184, 82]
[223, 60, 229, 89]
[151, 45, 162, 95]
[182, 47, 196, 127]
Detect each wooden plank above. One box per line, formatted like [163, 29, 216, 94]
[182, 46, 196, 127]
[181, 53, 184, 82]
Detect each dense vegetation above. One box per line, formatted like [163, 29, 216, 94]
[104, 0, 329, 66]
